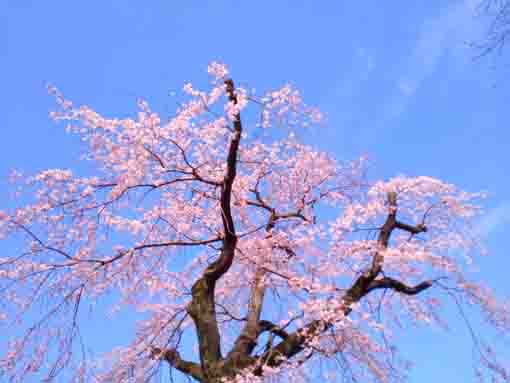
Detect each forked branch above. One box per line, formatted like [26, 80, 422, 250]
[252, 192, 432, 371]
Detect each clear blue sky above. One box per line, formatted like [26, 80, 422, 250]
[2, 1, 510, 382]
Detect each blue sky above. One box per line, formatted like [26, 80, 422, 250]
[2, 1, 510, 382]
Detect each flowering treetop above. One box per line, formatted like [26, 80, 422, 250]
[0, 62, 508, 383]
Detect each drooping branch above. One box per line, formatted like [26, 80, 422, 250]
[165, 138, 221, 187]
[95, 237, 223, 267]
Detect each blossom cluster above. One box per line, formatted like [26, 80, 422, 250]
[0, 62, 507, 383]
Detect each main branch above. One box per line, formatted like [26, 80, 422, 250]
[186, 79, 243, 380]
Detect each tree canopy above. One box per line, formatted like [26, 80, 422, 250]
[0, 63, 508, 383]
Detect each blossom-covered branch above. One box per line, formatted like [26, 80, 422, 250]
[0, 62, 507, 383]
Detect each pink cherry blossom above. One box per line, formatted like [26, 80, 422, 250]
[0, 62, 508, 383]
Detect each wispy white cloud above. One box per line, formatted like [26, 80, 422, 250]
[478, 201, 510, 238]
[387, 0, 482, 119]
[315, 45, 376, 149]
[478, 200, 510, 237]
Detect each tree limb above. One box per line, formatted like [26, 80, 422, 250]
[227, 269, 266, 360]
[186, 78, 243, 378]
[255, 274, 435, 371]
[367, 277, 434, 295]
[258, 320, 290, 339]
[252, 192, 433, 372]
[204, 78, 242, 282]
[151, 348, 204, 382]
[395, 221, 427, 235]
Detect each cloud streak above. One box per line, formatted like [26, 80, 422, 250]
[478, 201, 510, 238]
[387, 0, 481, 118]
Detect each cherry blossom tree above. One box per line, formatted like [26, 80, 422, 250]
[0, 62, 509, 383]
